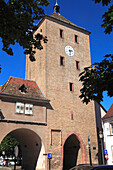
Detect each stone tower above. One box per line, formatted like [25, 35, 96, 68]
[26, 3, 98, 170]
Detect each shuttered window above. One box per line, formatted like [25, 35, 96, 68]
[16, 102, 33, 115]
[25, 104, 33, 115]
[16, 102, 24, 114]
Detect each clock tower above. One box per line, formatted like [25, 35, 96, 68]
[26, 2, 98, 170]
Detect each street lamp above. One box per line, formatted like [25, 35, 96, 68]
[99, 131, 104, 164]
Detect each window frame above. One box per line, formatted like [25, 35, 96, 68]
[16, 102, 33, 115]
[60, 56, 65, 66]
[75, 34, 79, 43]
[59, 29, 64, 39]
[16, 102, 24, 114]
[71, 111, 74, 120]
[111, 145, 113, 161]
[69, 82, 74, 92]
[25, 104, 33, 115]
[110, 123, 113, 135]
[75, 60, 80, 70]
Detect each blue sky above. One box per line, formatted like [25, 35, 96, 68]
[0, 0, 113, 111]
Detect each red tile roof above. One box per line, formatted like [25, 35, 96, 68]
[0, 77, 48, 101]
[103, 104, 113, 119]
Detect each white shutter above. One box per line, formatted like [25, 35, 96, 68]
[16, 102, 24, 114]
[20, 103, 24, 114]
[16, 102, 21, 113]
[25, 104, 30, 114]
[25, 104, 33, 115]
[29, 104, 33, 115]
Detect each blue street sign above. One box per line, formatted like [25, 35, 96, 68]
[104, 149, 108, 154]
[48, 153, 52, 159]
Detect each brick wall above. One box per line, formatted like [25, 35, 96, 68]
[26, 16, 98, 169]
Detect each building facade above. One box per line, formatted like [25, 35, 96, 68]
[103, 104, 113, 165]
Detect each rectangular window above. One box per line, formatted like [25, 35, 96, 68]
[111, 124, 113, 135]
[71, 111, 74, 120]
[111, 146, 113, 161]
[16, 102, 33, 115]
[16, 102, 24, 114]
[60, 56, 64, 66]
[60, 29, 64, 38]
[75, 35, 79, 43]
[25, 104, 33, 115]
[76, 61, 80, 70]
[69, 83, 74, 92]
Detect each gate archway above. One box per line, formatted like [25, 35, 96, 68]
[63, 134, 80, 170]
[1, 128, 45, 170]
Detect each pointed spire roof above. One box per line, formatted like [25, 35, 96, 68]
[53, 0, 60, 14]
[37, 8, 91, 35]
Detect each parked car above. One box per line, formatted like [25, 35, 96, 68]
[93, 165, 113, 169]
[69, 164, 113, 170]
[69, 164, 93, 170]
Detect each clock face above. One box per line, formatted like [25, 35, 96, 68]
[65, 45, 74, 57]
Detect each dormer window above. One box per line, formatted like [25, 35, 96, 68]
[19, 84, 27, 94]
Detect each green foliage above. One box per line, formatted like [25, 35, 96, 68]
[93, 0, 113, 34]
[79, 0, 113, 104]
[79, 55, 113, 104]
[0, 135, 19, 157]
[0, 0, 50, 61]
[101, 5, 113, 34]
[93, 0, 111, 6]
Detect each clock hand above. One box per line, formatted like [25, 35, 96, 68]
[69, 49, 72, 55]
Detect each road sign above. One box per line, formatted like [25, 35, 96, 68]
[14, 145, 19, 157]
[48, 153, 52, 159]
[105, 154, 108, 159]
[104, 149, 108, 154]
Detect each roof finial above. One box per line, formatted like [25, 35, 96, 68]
[53, 0, 60, 14]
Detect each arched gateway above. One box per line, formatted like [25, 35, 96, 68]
[1, 128, 45, 170]
[63, 134, 80, 170]
[62, 132, 87, 170]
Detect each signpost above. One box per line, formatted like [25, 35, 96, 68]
[104, 149, 108, 154]
[105, 154, 108, 159]
[48, 153, 52, 170]
[14, 145, 19, 170]
[88, 136, 92, 166]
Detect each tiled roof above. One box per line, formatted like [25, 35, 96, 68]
[49, 12, 90, 34]
[0, 77, 48, 101]
[103, 104, 113, 119]
[37, 13, 90, 34]
[50, 12, 77, 27]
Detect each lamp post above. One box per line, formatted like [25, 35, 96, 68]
[99, 131, 104, 164]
